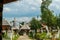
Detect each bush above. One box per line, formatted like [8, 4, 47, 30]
[2, 32, 10, 39]
[28, 32, 33, 39]
[36, 32, 47, 40]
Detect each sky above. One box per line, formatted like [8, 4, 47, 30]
[3, 0, 60, 22]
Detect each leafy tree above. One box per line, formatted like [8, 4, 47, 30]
[41, 0, 57, 27]
[36, 32, 47, 40]
[57, 14, 60, 28]
[20, 22, 24, 25]
[30, 17, 41, 30]
[29, 17, 41, 38]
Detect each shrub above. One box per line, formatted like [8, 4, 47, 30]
[36, 32, 47, 40]
[28, 32, 33, 39]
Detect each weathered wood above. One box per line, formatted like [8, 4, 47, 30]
[3, 0, 17, 4]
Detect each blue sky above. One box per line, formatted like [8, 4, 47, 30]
[3, 0, 60, 22]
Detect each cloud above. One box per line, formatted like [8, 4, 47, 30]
[50, 0, 60, 9]
[3, 0, 60, 18]
[26, 0, 42, 4]
[5, 16, 41, 23]
[14, 1, 23, 6]
[31, 7, 37, 11]
[54, 0, 60, 2]
[16, 17, 32, 23]
[3, 0, 41, 14]
[55, 5, 60, 10]
[5, 17, 32, 23]
[3, 7, 11, 12]
[3, 7, 19, 14]
[25, 0, 42, 7]
[48, 0, 60, 15]
[49, 0, 60, 10]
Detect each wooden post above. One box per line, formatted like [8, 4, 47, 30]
[0, 0, 3, 40]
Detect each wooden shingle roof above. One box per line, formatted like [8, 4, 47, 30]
[2, 18, 10, 25]
[20, 24, 30, 30]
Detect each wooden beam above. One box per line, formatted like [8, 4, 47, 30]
[0, 2, 2, 40]
[3, 0, 17, 4]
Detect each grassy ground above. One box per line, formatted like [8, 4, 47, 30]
[2, 32, 20, 40]
[12, 34, 20, 40]
[2, 33, 10, 40]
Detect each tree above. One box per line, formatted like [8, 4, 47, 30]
[30, 17, 41, 30]
[20, 22, 24, 25]
[29, 17, 41, 38]
[41, 0, 57, 27]
[57, 14, 60, 28]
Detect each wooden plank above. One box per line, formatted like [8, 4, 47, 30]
[3, 0, 17, 4]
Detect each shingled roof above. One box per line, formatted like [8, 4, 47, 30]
[2, 18, 10, 25]
[20, 24, 30, 30]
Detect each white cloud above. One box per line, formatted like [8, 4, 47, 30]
[54, 0, 60, 2]
[6, 17, 32, 23]
[49, 0, 60, 10]
[55, 5, 60, 10]
[27, 0, 42, 5]
[3, 7, 19, 13]
[5, 16, 41, 24]
[3, 0, 41, 13]
[14, 1, 23, 6]
[3, 7, 11, 12]
[25, 0, 34, 4]
[16, 17, 32, 23]
[26, 0, 42, 7]
[35, 0, 42, 4]
[31, 7, 37, 11]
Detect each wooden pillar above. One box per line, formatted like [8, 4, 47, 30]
[0, 0, 3, 40]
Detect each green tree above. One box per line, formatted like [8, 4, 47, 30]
[20, 22, 24, 25]
[41, 0, 57, 26]
[57, 14, 60, 28]
[30, 17, 41, 30]
[29, 17, 41, 38]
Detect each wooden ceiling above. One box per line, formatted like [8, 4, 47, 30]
[3, 0, 17, 4]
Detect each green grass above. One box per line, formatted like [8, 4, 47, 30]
[12, 34, 20, 40]
[2, 33, 10, 39]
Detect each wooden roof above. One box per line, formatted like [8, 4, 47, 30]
[2, 18, 10, 25]
[3, 0, 17, 4]
[20, 24, 30, 30]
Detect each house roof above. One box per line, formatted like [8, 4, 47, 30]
[3, 0, 17, 4]
[12, 27, 19, 29]
[20, 24, 30, 30]
[2, 18, 10, 25]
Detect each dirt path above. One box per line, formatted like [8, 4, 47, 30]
[17, 32, 32, 40]
[17, 35, 32, 40]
